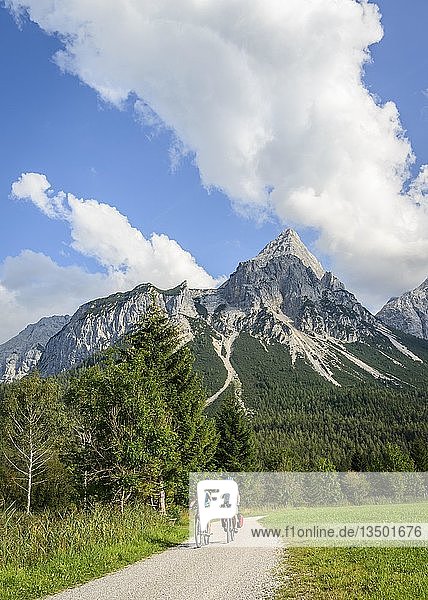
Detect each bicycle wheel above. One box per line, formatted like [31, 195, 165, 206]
[195, 513, 202, 548]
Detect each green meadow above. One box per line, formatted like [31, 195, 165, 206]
[0, 505, 187, 600]
[264, 503, 428, 599]
[275, 547, 428, 600]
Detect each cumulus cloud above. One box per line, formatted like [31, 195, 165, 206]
[11, 173, 53, 216]
[0, 250, 111, 343]
[11, 172, 218, 290]
[0, 172, 218, 343]
[6, 0, 428, 308]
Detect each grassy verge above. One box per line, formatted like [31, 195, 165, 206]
[275, 547, 428, 600]
[0, 504, 187, 600]
[264, 503, 428, 599]
[264, 501, 428, 526]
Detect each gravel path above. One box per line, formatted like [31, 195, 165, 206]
[44, 517, 282, 600]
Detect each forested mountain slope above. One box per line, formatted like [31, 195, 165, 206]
[1, 229, 427, 469]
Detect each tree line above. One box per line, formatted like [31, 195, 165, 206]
[0, 305, 256, 514]
[1, 307, 426, 515]
[231, 333, 428, 473]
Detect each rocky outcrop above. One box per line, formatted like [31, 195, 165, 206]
[219, 231, 376, 342]
[377, 278, 428, 340]
[38, 283, 197, 376]
[2, 230, 424, 386]
[0, 315, 70, 382]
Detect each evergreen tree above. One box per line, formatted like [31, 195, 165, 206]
[377, 443, 416, 472]
[214, 390, 257, 472]
[411, 437, 428, 471]
[68, 357, 177, 511]
[304, 458, 343, 506]
[68, 302, 217, 510]
[117, 303, 218, 502]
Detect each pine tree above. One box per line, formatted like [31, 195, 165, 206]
[214, 390, 257, 472]
[68, 302, 218, 509]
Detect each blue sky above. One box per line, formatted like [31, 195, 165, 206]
[1, 1, 428, 341]
[0, 6, 282, 279]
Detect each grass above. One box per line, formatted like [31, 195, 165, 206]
[264, 501, 428, 527]
[275, 547, 428, 599]
[0, 504, 187, 600]
[267, 503, 428, 599]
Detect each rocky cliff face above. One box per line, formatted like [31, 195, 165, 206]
[0, 315, 70, 382]
[32, 230, 421, 387]
[2, 230, 424, 388]
[219, 230, 376, 342]
[377, 278, 428, 340]
[38, 283, 197, 376]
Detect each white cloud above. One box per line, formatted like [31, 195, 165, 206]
[0, 250, 111, 343]
[1, 172, 218, 343]
[6, 0, 428, 309]
[11, 172, 218, 290]
[11, 172, 66, 218]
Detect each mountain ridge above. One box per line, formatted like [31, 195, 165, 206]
[0, 315, 70, 382]
[377, 277, 428, 340]
[1, 230, 426, 390]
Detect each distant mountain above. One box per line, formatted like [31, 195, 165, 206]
[38, 283, 198, 377]
[377, 278, 428, 340]
[3, 230, 427, 471]
[20, 229, 423, 392]
[0, 315, 70, 382]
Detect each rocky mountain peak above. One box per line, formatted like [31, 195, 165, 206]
[1, 231, 424, 387]
[253, 229, 325, 279]
[377, 276, 428, 340]
[216, 229, 375, 348]
[0, 315, 70, 382]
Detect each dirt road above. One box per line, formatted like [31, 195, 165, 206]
[44, 517, 281, 600]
